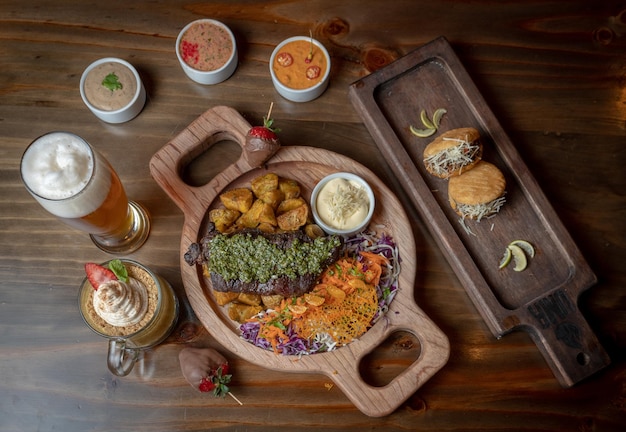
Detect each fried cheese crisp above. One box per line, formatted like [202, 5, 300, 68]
[423, 127, 483, 179]
[448, 161, 506, 220]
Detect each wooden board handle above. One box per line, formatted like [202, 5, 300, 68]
[518, 288, 611, 387]
[149, 106, 279, 216]
[324, 301, 450, 417]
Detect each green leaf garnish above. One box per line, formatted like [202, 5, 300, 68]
[102, 73, 123, 91]
[108, 259, 128, 282]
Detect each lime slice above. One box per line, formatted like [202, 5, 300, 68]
[410, 124, 436, 137]
[420, 109, 435, 129]
[508, 244, 528, 272]
[432, 108, 447, 128]
[509, 240, 535, 258]
[498, 246, 512, 269]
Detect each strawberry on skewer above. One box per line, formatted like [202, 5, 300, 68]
[243, 102, 281, 167]
[179, 347, 242, 405]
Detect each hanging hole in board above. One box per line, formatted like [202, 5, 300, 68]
[358, 330, 422, 387]
[576, 352, 590, 366]
[181, 138, 242, 187]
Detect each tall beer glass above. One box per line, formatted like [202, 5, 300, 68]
[20, 131, 150, 254]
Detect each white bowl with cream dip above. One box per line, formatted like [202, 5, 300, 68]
[310, 172, 375, 236]
[175, 19, 238, 85]
[80, 57, 146, 124]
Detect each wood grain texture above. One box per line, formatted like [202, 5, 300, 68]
[1, 0, 625, 430]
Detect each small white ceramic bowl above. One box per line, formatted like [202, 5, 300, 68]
[269, 36, 331, 103]
[175, 19, 238, 85]
[310, 172, 375, 236]
[80, 57, 146, 124]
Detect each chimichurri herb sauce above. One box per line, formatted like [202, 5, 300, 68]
[207, 233, 341, 283]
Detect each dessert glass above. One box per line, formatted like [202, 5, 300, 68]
[78, 259, 179, 376]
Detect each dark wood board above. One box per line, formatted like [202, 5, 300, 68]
[348, 36, 610, 387]
[149, 105, 450, 417]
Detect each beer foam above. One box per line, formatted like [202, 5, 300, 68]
[21, 132, 111, 218]
[22, 133, 93, 199]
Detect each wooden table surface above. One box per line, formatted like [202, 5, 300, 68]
[1, 1, 625, 430]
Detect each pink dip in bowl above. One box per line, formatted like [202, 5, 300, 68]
[179, 21, 233, 71]
[175, 19, 238, 85]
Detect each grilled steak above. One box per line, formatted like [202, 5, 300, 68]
[184, 223, 342, 297]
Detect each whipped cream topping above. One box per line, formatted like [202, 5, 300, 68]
[93, 278, 149, 327]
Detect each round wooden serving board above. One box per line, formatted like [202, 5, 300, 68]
[150, 106, 450, 417]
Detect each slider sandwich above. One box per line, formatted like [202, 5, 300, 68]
[423, 127, 483, 179]
[448, 161, 506, 221]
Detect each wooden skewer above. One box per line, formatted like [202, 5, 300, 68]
[228, 391, 243, 405]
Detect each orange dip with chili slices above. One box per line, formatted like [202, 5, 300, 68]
[272, 40, 328, 90]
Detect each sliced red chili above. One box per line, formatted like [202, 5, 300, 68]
[306, 65, 321, 79]
[276, 52, 293, 67]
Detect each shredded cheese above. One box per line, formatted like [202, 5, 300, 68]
[424, 137, 481, 177]
[324, 181, 367, 224]
[456, 196, 507, 221]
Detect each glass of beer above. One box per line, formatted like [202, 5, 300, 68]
[20, 131, 150, 254]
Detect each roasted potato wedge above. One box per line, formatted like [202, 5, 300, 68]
[237, 293, 262, 306]
[237, 199, 277, 228]
[220, 188, 254, 213]
[214, 291, 239, 306]
[276, 197, 307, 215]
[278, 178, 301, 200]
[251, 173, 279, 197]
[277, 204, 309, 231]
[257, 222, 277, 233]
[304, 223, 324, 239]
[258, 189, 285, 209]
[209, 208, 241, 233]
[228, 303, 263, 323]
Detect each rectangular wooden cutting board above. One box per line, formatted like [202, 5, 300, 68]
[348, 36, 610, 387]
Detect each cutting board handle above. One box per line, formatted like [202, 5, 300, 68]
[324, 300, 450, 417]
[149, 106, 279, 216]
[519, 287, 611, 387]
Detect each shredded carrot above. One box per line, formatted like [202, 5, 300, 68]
[247, 251, 387, 353]
[359, 251, 389, 265]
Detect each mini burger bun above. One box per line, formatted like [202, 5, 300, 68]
[423, 127, 483, 179]
[448, 161, 506, 218]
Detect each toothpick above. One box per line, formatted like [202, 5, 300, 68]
[228, 391, 243, 405]
[305, 29, 313, 63]
[266, 102, 274, 121]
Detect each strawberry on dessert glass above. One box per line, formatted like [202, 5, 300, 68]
[78, 259, 179, 376]
[270, 35, 331, 102]
[175, 19, 238, 85]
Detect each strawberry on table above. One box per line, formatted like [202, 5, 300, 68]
[179, 347, 242, 404]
